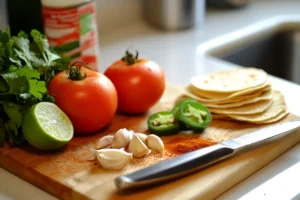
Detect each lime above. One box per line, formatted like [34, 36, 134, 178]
[22, 102, 74, 150]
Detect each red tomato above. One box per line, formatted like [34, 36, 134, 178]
[104, 50, 165, 113]
[48, 64, 118, 134]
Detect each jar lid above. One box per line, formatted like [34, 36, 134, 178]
[41, 0, 92, 8]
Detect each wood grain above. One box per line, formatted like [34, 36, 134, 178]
[0, 84, 299, 200]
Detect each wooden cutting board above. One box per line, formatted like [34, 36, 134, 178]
[0, 84, 299, 200]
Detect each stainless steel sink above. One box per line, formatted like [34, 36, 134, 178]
[197, 15, 300, 84]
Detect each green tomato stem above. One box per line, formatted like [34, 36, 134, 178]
[67, 62, 86, 80]
[121, 49, 140, 65]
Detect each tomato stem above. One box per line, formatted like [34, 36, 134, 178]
[67, 62, 86, 80]
[122, 49, 139, 65]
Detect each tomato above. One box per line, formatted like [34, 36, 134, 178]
[104, 50, 165, 113]
[48, 64, 118, 134]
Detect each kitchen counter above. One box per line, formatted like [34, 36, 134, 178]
[1, 1, 300, 199]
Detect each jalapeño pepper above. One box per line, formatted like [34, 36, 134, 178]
[147, 111, 180, 135]
[172, 98, 198, 121]
[178, 101, 212, 131]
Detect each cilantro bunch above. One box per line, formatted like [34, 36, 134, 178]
[0, 28, 70, 146]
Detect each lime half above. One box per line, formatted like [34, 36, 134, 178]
[22, 102, 74, 150]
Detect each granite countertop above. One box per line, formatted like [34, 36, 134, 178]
[1, 1, 299, 199]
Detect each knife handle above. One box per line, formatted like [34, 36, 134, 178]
[115, 144, 234, 190]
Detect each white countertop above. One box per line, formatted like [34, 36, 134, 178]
[1, 1, 300, 199]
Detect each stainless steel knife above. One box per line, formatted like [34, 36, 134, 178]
[115, 120, 300, 191]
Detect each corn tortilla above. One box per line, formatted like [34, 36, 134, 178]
[212, 108, 289, 124]
[190, 68, 268, 93]
[185, 83, 271, 104]
[205, 90, 273, 108]
[225, 91, 287, 123]
[189, 80, 271, 100]
[187, 68, 288, 124]
[209, 99, 272, 115]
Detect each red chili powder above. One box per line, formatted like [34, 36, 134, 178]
[165, 137, 216, 155]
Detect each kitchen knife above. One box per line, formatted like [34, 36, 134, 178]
[115, 120, 300, 191]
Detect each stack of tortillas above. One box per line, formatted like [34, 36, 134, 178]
[184, 68, 289, 124]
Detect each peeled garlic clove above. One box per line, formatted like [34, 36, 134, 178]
[95, 149, 132, 170]
[129, 133, 149, 157]
[112, 128, 133, 148]
[146, 134, 164, 153]
[136, 133, 148, 143]
[96, 135, 114, 149]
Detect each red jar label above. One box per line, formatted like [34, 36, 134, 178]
[43, 2, 99, 71]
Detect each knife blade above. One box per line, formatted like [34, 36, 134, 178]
[115, 120, 300, 191]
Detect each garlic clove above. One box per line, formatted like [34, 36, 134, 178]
[95, 149, 132, 170]
[112, 128, 133, 148]
[136, 133, 148, 143]
[128, 133, 149, 157]
[146, 134, 164, 153]
[96, 135, 114, 149]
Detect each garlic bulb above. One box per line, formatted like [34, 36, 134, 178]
[96, 135, 114, 149]
[128, 133, 149, 157]
[136, 133, 148, 143]
[146, 134, 164, 153]
[112, 128, 133, 148]
[95, 149, 132, 170]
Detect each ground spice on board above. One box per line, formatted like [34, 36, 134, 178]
[165, 137, 216, 155]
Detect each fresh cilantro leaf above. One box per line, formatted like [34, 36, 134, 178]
[5, 27, 10, 37]
[0, 43, 6, 67]
[30, 42, 42, 57]
[43, 68, 55, 84]
[0, 75, 8, 92]
[18, 66, 40, 79]
[6, 120, 18, 144]
[30, 30, 48, 53]
[54, 56, 70, 70]
[17, 92, 54, 106]
[0, 30, 9, 44]
[13, 37, 33, 67]
[2, 101, 28, 146]
[17, 31, 28, 39]
[2, 101, 27, 127]
[13, 35, 44, 68]
[30, 54, 44, 67]
[30, 29, 60, 66]
[0, 66, 44, 96]
[28, 79, 47, 98]
[19, 93, 33, 100]
[46, 51, 61, 66]
[18, 93, 39, 106]
[9, 57, 22, 67]
[30, 29, 69, 84]
[14, 48, 31, 67]
[6, 38, 14, 57]
[0, 43, 5, 55]
[5, 119, 26, 146]
[0, 72, 29, 95]
[8, 65, 17, 72]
